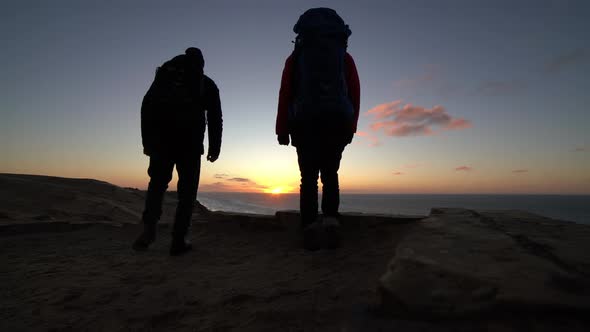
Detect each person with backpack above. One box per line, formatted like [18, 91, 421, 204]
[276, 8, 360, 250]
[133, 47, 223, 256]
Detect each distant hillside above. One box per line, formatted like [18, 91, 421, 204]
[0, 173, 177, 225]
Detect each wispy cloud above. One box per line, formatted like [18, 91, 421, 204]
[512, 169, 529, 174]
[355, 130, 381, 147]
[476, 80, 526, 96]
[572, 146, 587, 152]
[228, 177, 268, 189]
[392, 171, 404, 175]
[228, 177, 251, 183]
[199, 181, 230, 192]
[455, 166, 473, 172]
[545, 48, 590, 73]
[366, 100, 471, 137]
[204, 175, 269, 192]
[355, 131, 369, 136]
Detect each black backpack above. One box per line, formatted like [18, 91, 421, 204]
[289, 8, 354, 134]
[143, 51, 204, 112]
[141, 49, 206, 152]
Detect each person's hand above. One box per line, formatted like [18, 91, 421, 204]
[207, 150, 219, 162]
[278, 134, 290, 146]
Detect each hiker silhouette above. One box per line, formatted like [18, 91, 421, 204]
[133, 47, 223, 256]
[276, 8, 360, 250]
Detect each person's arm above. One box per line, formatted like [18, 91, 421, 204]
[205, 77, 223, 161]
[140, 82, 159, 156]
[276, 54, 294, 144]
[345, 53, 360, 133]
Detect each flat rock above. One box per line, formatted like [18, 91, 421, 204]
[379, 208, 590, 317]
[275, 210, 423, 228]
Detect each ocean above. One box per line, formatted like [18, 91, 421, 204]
[197, 193, 590, 224]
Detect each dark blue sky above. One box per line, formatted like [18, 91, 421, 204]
[1, 0, 589, 193]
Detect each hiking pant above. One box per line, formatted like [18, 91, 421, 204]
[142, 154, 201, 238]
[296, 144, 345, 227]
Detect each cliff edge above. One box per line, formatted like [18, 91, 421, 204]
[1, 173, 589, 331]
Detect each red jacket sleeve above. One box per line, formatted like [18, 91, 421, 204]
[345, 53, 361, 133]
[276, 54, 294, 136]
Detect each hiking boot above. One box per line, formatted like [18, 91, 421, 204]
[302, 222, 323, 251]
[170, 237, 193, 256]
[322, 216, 341, 249]
[132, 224, 156, 251]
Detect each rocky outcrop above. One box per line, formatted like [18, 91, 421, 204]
[0, 173, 209, 225]
[378, 208, 590, 317]
[3, 173, 590, 330]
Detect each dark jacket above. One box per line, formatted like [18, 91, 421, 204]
[275, 52, 360, 146]
[141, 74, 222, 158]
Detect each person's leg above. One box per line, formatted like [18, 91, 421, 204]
[319, 144, 345, 249]
[296, 146, 320, 228]
[320, 145, 345, 217]
[170, 155, 201, 255]
[133, 155, 174, 250]
[297, 145, 323, 251]
[143, 156, 175, 223]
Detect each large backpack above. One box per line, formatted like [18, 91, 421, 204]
[141, 49, 206, 153]
[143, 51, 204, 112]
[289, 8, 354, 135]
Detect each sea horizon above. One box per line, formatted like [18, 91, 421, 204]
[196, 192, 590, 225]
[197, 191, 590, 196]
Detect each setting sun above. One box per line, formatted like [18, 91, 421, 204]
[270, 187, 284, 194]
[264, 186, 294, 195]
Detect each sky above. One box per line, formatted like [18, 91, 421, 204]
[1, 0, 589, 194]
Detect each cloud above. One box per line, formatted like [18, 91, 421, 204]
[455, 166, 473, 172]
[354, 131, 369, 137]
[445, 118, 471, 130]
[228, 177, 251, 183]
[354, 130, 381, 147]
[512, 169, 529, 174]
[366, 100, 471, 137]
[572, 147, 587, 152]
[227, 177, 269, 190]
[366, 101, 403, 120]
[404, 164, 420, 169]
[392, 171, 404, 175]
[476, 81, 526, 96]
[545, 48, 590, 73]
[205, 175, 269, 192]
[199, 181, 230, 192]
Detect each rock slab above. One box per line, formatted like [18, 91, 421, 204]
[379, 208, 590, 317]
